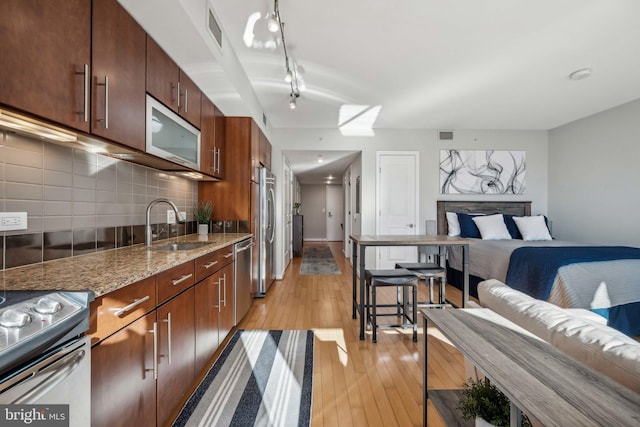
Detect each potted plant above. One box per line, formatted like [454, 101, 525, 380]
[293, 202, 301, 215]
[457, 378, 532, 427]
[193, 200, 213, 236]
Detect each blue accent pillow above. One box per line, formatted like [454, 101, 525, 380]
[503, 214, 522, 239]
[457, 213, 483, 238]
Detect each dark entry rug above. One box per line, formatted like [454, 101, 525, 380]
[299, 246, 341, 275]
[173, 330, 314, 427]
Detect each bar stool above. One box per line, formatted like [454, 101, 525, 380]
[395, 262, 447, 306]
[365, 269, 418, 343]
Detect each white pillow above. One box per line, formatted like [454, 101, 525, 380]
[471, 214, 512, 240]
[512, 215, 552, 241]
[446, 211, 460, 236]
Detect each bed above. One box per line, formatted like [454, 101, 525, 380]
[436, 200, 640, 336]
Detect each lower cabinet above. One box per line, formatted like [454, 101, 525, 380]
[156, 288, 195, 426]
[92, 312, 157, 427]
[194, 273, 220, 375]
[91, 246, 240, 427]
[218, 263, 235, 341]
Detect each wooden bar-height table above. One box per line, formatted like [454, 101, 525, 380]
[422, 309, 640, 427]
[349, 234, 473, 341]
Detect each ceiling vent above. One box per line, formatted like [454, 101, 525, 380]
[208, 8, 223, 48]
[439, 131, 454, 141]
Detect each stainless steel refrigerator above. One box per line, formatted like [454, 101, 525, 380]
[256, 167, 275, 296]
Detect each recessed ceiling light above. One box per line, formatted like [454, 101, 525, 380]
[317, 155, 323, 163]
[569, 68, 592, 81]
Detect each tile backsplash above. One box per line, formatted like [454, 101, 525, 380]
[0, 130, 199, 269]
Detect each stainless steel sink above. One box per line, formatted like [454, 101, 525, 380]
[153, 242, 211, 251]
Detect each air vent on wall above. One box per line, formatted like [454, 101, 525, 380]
[439, 131, 454, 141]
[208, 8, 223, 48]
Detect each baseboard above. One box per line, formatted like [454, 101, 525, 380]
[303, 238, 327, 242]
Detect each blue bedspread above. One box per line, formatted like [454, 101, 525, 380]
[505, 246, 640, 335]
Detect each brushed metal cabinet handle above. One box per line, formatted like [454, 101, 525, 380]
[172, 273, 193, 285]
[113, 295, 150, 316]
[163, 312, 172, 365]
[97, 76, 109, 128]
[204, 261, 218, 269]
[147, 322, 158, 380]
[75, 64, 89, 122]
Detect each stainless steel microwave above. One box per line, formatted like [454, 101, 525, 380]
[146, 95, 200, 170]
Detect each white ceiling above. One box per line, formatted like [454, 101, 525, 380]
[120, 0, 640, 180]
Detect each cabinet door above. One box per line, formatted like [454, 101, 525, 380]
[214, 105, 226, 179]
[194, 274, 220, 375]
[250, 120, 261, 182]
[92, 312, 157, 427]
[157, 288, 195, 426]
[260, 131, 272, 170]
[178, 71, 202, 128]
[91, 0, 146, 151]
[146, 36, 180, 113]
[219, 263, 235, 341]
[200, 96, 215, 175]
[0, 0, 90, 132]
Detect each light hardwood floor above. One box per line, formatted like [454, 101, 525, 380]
[238, 242, 468, 427]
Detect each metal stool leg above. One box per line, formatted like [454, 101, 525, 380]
[412, 284, 418, 342]
[372, 285, 377, 343]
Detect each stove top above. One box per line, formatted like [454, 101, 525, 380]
[0, 291, 93, 377]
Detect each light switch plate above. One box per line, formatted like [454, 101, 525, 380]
[0, 212, 28, 231]
[167, 210, 176, 224]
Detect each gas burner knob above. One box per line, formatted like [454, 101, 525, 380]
[34, 297, 63, 314]
[0, 309, 32, 328]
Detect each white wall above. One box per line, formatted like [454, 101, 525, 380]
[548, 98, 640, 246]
[270, 128, 548, 277]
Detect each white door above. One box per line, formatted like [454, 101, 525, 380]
[376, 151, 419, 268]
[326, 185, 344, 241]
[283, 160, 293, 264]
[344, 168, 352, 257]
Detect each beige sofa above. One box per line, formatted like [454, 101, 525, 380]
[477, 279, 640, 394]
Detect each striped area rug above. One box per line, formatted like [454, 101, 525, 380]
[173, 330, 314, 427]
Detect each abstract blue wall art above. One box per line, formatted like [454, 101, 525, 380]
[440, 150, 526, 194]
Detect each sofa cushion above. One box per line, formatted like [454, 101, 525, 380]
[478, 279, 640, 394]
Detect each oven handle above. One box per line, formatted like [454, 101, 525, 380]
[9, 345, 87, 404]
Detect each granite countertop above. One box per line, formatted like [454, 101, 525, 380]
[0, 233, 252, 297]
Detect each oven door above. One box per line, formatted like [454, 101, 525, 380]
[0, 336, 90, 427]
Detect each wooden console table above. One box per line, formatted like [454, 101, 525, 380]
[422, 308, 640, 426]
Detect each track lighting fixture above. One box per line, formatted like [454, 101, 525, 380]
[266, 12, 279, 32]
[270, 0, 301, 109]
[289, 92, 299, 109]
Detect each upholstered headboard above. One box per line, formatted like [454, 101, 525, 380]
[436, 200, 532, 235]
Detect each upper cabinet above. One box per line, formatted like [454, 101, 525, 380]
[0, 0, 91, 133]
[201, 97, 225, 179]
[91, 0, 146, 151]
[146, 36, 201, 128]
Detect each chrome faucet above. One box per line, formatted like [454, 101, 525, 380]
[145, 198, 186, 247]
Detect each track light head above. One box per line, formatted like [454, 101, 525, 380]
[284, 70, 293, 83]
[267, 12, 279, 32]
[289, 93, 299, 110]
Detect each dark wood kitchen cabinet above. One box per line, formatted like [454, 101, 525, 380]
[218, 262, 236, 341]
[199, 117, 271, 229]
[156, 287, 195, 426]
[194, 273, 220, 375]
[200, 96, 225, 179]
[146, 36, 202, 128]
[91, 0, 146, 151]
[92, 311, 157, 427]
[0, 0, 91, 133]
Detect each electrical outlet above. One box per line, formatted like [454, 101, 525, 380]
[0, 212, 28, 231]
[167, 210, 176, 224]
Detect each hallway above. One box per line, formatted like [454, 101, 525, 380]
[238, 242, 467, 426]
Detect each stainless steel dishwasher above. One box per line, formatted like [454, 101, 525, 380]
[234, 238, 254, 325]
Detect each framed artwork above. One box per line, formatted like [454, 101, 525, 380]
[440, 150, 526, 194]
